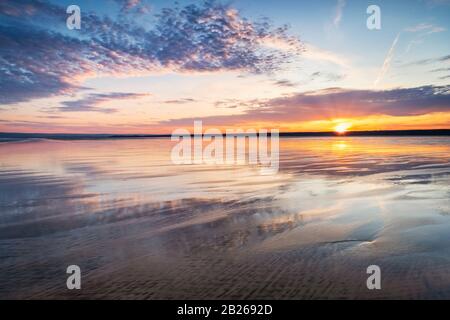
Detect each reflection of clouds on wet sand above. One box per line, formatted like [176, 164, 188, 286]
[0, 137, 449, 299]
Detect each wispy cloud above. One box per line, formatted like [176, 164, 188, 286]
[214, 99, 261, 109]
[431, 67, 450, 72]
[59, 92, 150, 113]
[303, 43, 349, 67]
[405, 23, 445, 34]
[333, 0, 346, 27]
[403, 23, 446, 54]
[273, 79, 299, 87]
[310, 72, 345, 82]
[163, 98, 197, 104]
[405, 54, 450, 66]
[424, 0, 450, 7]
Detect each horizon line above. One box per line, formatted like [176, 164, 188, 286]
[1, 129, 450, 139]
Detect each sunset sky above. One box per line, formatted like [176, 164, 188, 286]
[0, 0, 449, 133]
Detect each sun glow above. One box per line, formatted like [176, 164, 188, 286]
[334, 122, 352, 134]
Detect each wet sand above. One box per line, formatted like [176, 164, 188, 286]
[0, 137, 449, 299]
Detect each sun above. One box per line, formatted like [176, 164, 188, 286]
[334, 123, 352, 134]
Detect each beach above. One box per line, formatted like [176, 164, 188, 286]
[0, 137, 449, 299]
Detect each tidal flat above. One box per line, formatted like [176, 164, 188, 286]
[0, 137, 449, 299]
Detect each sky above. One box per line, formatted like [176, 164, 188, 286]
[0, 0, 449, 133]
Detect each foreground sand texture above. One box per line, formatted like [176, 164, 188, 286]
[0, 137, 449, 299]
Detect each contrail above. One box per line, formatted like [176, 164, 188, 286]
[374, 33, 401, 87]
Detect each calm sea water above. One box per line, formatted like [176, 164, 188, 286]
[0, 137, 449, 299]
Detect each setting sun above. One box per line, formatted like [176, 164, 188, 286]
[334, 123, 352, 134]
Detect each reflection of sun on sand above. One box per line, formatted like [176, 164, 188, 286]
[332, 141, 348, 151]
[281, 137, 450, 157]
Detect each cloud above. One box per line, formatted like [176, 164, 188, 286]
[214, 98, 261, 109]
[310, 72, 345, 82]
[163, 98, 197, 104]
[115, 0, 150, 14]
[0, 0, 60, 18]
[303, 43, 349, 67]
[59, 92, 150, 113]
[0, 0, 302, 105]
[156, 85, 450, 126]
[403, 23, 446, 54]
[0, 25, 92, 104]
[405, 54, 450, 66]
[424, 0, 450, 7]
[333, 0, 346, 27]
[405, 23, 445, 34]
[273, 79, 298, 87]
[431, 67, 450, 72]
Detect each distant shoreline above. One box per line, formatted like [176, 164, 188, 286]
[0, 129, 450, 140]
